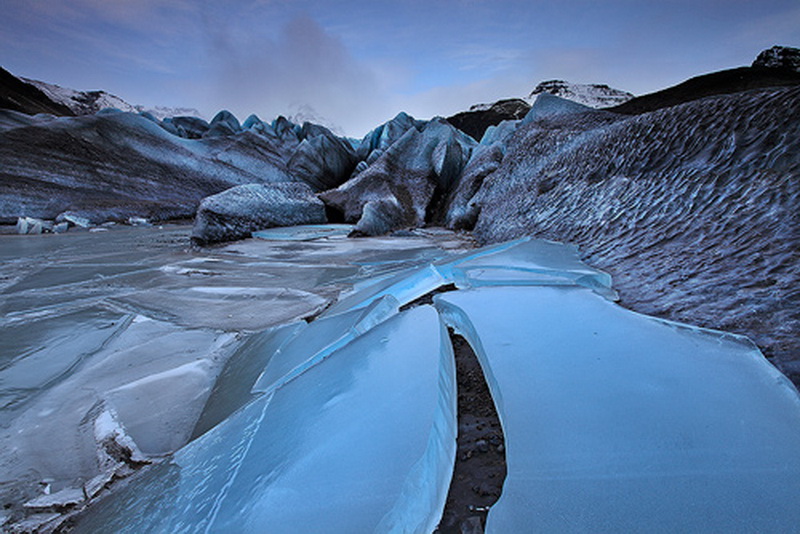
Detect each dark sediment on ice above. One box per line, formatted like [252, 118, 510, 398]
[436, 331, 506, 534]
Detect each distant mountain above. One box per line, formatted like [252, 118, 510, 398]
[0, 66, 75, 116]
[0, 67, 202, 119]
[448, 80, 634, 141]
[22, 77, 202, 119]
[527, 80, 634, 108]
[609, 63, 800, 115]
[447, 99, 531, 141]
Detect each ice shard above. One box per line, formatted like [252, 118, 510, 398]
[71, 305, 457, 533]
[435, 285, 800, 532]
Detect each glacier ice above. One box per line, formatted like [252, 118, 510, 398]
[4, 223, 800, 532]
[252, 223, 353, 241]
[435, 285, 800, 532]
[71, 306, 457, 534]
[0, 224, 473, 528]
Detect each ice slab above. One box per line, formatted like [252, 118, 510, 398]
[71, 306, 457, 534]
[0, 308, 128, 415]
[191, 321, 306, 439]
[0, 315, 235, 491]
[252, 295, 400, 394]
[252, 223, 353, 241]
[442, 237, 616, 298]
[435, 286, 800, 532]
[323, 264, 447, 316]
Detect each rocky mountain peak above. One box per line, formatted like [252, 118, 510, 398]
[753, 46, 800, 73]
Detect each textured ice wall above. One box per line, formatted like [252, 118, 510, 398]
[470, 86, 800, 383]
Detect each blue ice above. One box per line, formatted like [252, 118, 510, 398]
[71, 306, 457, 534]
[436, 285, 800, 532]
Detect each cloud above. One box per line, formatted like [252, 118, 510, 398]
[203, 13, 397, 136]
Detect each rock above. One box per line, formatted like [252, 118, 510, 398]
[192, 183, 326, 245]
[753, 46, 800, 72]
[320, 118, 476, 235]
[127, 217, 150, 226]
[447, 99, 530, 141]
[57, 212, 92, 228]
[16, 216, 41, 234]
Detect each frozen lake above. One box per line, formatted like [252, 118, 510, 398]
[2, 225, 799, 532]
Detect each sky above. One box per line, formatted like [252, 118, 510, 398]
[1, 0, 798, 136]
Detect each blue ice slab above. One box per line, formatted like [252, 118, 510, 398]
[72, 305, 457, 534]
[323, 263, 447, 317]
[0, 308, 130, 414]
[435, 286, 800, 532]
[192, 321, 306, 439]
[252, 295, 399, 394]
[444, 237, 616, 299]
[252, 224, 353, 241]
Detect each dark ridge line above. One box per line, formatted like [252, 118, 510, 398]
[435, 329, 507, 534]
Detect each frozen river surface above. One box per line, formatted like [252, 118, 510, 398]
[2, 225, 799, 532]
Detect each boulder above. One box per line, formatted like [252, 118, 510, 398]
[192, 183, 326, 245]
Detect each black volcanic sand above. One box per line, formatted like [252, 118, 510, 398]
[435, 331, 507, 534]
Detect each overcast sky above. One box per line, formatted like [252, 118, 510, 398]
[1, 0, 798, 136]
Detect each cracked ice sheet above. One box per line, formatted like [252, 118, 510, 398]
[71, 306, 457, 534]
[436, 285, 800, 533]
[441, 237, 617, 299]
[0, 314, 236, 495]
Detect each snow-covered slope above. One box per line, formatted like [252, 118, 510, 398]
[21, 77, 201, 119]
[526, 80, 634, 108]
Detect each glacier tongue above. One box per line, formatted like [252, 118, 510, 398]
[435, 285, 800, 532]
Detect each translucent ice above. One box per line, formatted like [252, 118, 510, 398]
[71, 306, 457, 534]
[252, 295, 399, 394]
[252, 223, 353, 241]
[436, 285, 800, 532]
[441, 236, 616, 298]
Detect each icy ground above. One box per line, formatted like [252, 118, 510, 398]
[0, 224, 471, 530]
[2, 225, 800, 532]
